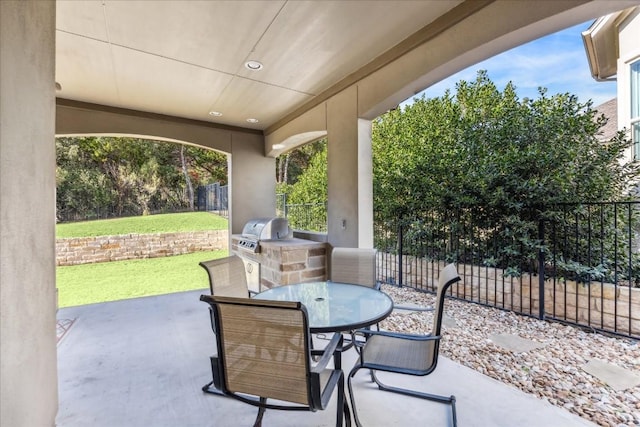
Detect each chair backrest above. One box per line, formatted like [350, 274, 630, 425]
[199, 255, 249, 298]
[330, 247, 378, 288]
[203, 295, 312, 406]
[425, 263, 460, 369]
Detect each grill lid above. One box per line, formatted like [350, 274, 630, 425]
[241, 217, 290, 241]
[236, 217, 290, 253]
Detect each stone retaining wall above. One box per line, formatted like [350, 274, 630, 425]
[56, 230, 228, 266]
[379, 254, 640, 337]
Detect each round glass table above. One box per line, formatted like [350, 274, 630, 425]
[254, 281, 393, 333]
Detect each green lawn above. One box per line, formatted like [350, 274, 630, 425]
[56, 212, 230, 307]
[56, 211, 227, 238]
[57, 250, 227, 308]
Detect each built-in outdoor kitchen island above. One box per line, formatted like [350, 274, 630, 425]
[231, 218, 327, 291]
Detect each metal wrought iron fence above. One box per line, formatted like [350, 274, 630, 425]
[56, 204, 194, 223]
[285, 203, 328, 232]
[197, 183, 228, 217]
[276, 194, 327, 232]
[272, 195, 640, 338]
[375, 202, 640, 339]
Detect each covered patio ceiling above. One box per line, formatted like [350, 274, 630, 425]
[55, 0, 638, 140]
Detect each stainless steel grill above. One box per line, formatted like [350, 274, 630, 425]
[236, 217, 291, 253]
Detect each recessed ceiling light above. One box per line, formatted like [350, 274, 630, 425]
[245, 60, 263, 71]
[246, 118, 259, 123]
[208, 111, 222, 117]
[272, 144, 285, 149]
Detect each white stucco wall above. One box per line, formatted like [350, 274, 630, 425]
[326, 87, 374, 249]
[229, 132, 277, 234]
[617, 7, 640, 139]
[0, 2, 58, 426]
[56, 101, 235, 154]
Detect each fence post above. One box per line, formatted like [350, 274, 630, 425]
[284, 194, 288, 218]
[398, 222, 403, 287]
[213, 182, 220, 211]
[196, 186, 203, 211]
[538, 219, 545, 320]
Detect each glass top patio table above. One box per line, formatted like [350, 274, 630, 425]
[254, 281, 393, 333]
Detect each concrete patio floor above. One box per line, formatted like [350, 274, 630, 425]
[56, 289, 597, 427]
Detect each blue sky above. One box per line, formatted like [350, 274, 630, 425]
[405, 21, 617, 108]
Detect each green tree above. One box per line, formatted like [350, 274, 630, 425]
[372, 71, 638, 277]
[373, 71, 636, 219]
[56, 137, 228, 221]
[56, 137, 118, 220]
[286, 71, 639, 278]
[183, 145, 228, 186]
[276, 139, 326, 185]
[285, 143, 328, 231]
[288, 145, 327, 203]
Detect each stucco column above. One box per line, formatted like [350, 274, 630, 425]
[0, 1, 58, 426]
[229, 132, 276, 235]
[326, 87, 374, 248]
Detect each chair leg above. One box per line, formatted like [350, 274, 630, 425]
[202, 356, 224, 395]
[452, 397, 457, 427]
[371, 371, 457, 427]
[337, 372, 344, 427]
[201, 380, 224, 395]
[347, 366, 365, 427]
[343, 400, 352, 427]
[253, 398, 267, 427]
[336, 371, 351, 427]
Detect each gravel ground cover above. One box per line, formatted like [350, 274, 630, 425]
[380, 284, 640, 427]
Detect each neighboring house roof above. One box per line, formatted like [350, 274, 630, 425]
[593, 97, 619, 141]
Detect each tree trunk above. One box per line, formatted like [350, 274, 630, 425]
[283, 153, 290, 184]
[180, 145, 195, 210]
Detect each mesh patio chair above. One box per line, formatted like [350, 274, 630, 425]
[329, 248, 379, 350]
[331, 247, 432, 312]
[347, 263, 461, 427]
[330, 247, 431, 349]
[331, 247, 378, 289]
[199, 254, 255, 298]
[200, 295, 351, 427]
[199, 255, 256, 395]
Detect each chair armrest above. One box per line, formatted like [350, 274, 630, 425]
[354, 328, 440, 342]
[248, 290, 258, 297]
[310, 333, 343, 373]
[393, 303, 434, 312]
